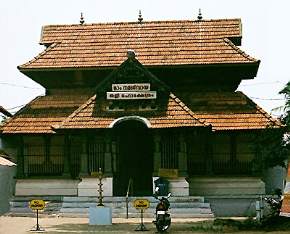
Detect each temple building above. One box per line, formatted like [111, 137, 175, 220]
[0, 14, 284, 215]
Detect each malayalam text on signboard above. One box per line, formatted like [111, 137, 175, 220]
[107, 91, 156, 100]
[112, 83, 150, 91]
[133, 199, 150, 209]
[29, 200, 45, 210]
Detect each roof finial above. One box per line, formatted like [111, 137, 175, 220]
[138, 10, 143, 23]
[197, 8, 203, 20]
[80, 12, 85, 25]
[127, 49, 136, 59]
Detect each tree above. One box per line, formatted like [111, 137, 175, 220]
[279, 81, 290, 126]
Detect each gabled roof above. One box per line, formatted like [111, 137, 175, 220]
[18, 18, 258, 70]
[0, 93, 92, 134]
[177, 91, 283, 131]
[0, 106, 12, 117]
[0, 91, 283, 133]
[54, 93, 209, 130]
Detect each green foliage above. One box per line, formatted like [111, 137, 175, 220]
[191, 218, 260, 232]
[191, 217, 290, 232]
[254, 128, 288, 169]
[0, 114, 8, 124]
[280, 81, 290, 126]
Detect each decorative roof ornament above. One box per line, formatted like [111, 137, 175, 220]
[127, 49, 136, 59]
[197, 9, 203, 20]
[138, 10, 143, 23]
[80, 12, 85, 25]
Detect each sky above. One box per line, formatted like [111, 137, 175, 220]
[0, 0, 289, 117]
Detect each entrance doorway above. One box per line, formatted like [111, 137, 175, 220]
[113, 119, 153, 196]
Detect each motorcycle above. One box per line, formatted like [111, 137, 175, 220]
[152, 187, 171, 233]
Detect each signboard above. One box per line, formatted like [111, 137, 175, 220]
[107, 91, 156, 100]
[133, 199, 150, 209]
[29, 200, 45, 210]
[112, 83, 150, 91]
[158, 168, 179, 178]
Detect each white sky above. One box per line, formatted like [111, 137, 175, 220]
[0, 0, 289, 116]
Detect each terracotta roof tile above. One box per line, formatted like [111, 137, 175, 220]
[19, 19, 258, 70]
[0, 94, 92, 134]
[55, 93, 209, 129]
[176, 91, 283, 131]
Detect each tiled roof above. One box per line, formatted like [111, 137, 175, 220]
[1, 91, 282, 133]
[19, 19, 258, 70]
[55, 93, 209, 129]
[177, 91, 283, 131]
[0, 94, 92, 134]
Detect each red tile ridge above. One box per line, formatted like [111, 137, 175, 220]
[236, 91, 284, 128]
[53, 95, 96, 129]
[18, 43, 60, 70]
[41, 18, 241, 29]
[223, 38, 259, 63]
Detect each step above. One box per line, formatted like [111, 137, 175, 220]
[9, 195, 214, 218]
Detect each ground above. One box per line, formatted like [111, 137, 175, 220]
[1, 216, 290, 234]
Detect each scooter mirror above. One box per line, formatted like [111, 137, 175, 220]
[167, 192, 172, 198]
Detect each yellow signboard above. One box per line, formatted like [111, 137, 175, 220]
[133, 199, 150, 209]
[29, 200, 45, 210]
[158, 168, 178, 178]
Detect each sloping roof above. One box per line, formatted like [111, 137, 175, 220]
[0, 106, 12, 117]
[0, 93, 92, 134]
[54, 93, 209, 129]
[0, 157, 16, 166]
[0, 91, 282, 133]
[177, 91, 283, 131]
[18, 19, 258, 70]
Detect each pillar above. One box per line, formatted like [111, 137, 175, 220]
[79, 136, 88, 177]
[153, 132, 161, 176]
[205, 131, 213, 175]
[16, 136, 24, 178]
[104, 132, 112, 176]
[178, 133, 188, 177]
[63, 135, 70, 177]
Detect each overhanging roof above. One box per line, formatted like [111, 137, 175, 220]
[18, 18, 259, 71]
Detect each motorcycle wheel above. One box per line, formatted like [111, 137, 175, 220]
[156, 219, 169, 233]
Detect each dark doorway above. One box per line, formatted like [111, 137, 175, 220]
[113, 120, 153, 196]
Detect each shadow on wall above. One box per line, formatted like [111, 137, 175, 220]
[0, 157, 16, 215]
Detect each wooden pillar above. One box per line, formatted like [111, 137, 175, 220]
[111, 140, 117, 174]
[153, 131, 161, 176]
[16, 136, 24, 178]
[63, 135, 71, 177]
[44, 135, 50, 175]
[230, 132, 237, 164]
[205, 131, 213, 175]
[79, 135, 88, 176]
[104, 131, 113, 176]
[178, 133, 188, 177]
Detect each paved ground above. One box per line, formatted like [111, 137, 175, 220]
[0, 216, 210, 234]
[1, 216, 290, 234]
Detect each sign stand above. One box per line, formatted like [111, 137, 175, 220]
[30, 209, 44, 232]
[133, 199, 150, 232]
[29, 200, 45, 232]
[135, 209, 148, 231]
